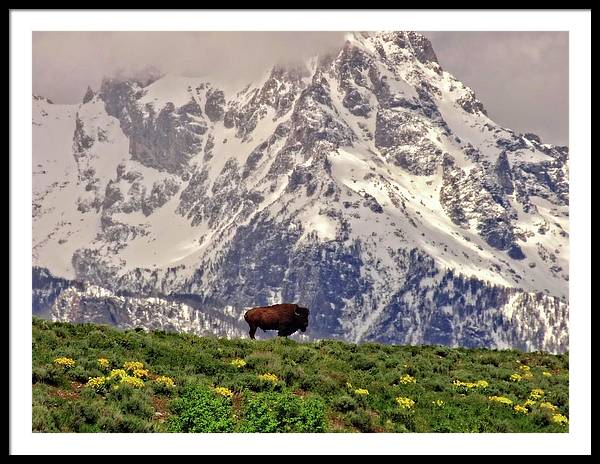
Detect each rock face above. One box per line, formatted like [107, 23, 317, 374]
[32, 31, 569, 352]
[82, 86, 95, 104]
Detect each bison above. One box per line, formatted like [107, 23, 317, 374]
[244, 303, 309, 340]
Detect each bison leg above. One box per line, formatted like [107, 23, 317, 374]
[249, 324, 257, 340]
[277, 327, 296, 337]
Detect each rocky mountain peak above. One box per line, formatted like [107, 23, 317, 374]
[82, 86, 95, 104]
[346, 31, 440, 66]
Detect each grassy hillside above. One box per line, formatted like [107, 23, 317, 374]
[32, 318, 569, 433]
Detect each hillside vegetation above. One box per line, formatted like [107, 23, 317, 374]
[32, 318, 569, 433]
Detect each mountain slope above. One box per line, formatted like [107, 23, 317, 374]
[32, 32, 569, 352]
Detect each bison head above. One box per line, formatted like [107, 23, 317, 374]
[293, 306, 310, 332]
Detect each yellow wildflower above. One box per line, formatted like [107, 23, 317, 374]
[518, 365, 531, 372]
[551, 414, 569, 426]
[529, 388, 544, 400]
[133, 368, 150, 379]
[53, 357, 75, 368]
[154, 376, 175, 388]
[396, 397, 415, 409]
[97, 358, 110, 369]
[510, 373, 522, 382]
[488, 396, 513, 405]
[230, 358, 247, 368]
[540, 402, 557, 412]
[524, 399, 536, 408]
[453, 379, 488, 389]
[432, 399, 444, 407]
[354, 388, 369, 396]
[86, 376, 106, 390]
[452, 380, 473, 388]
[123, 361, 144, 372]
[257, 373, 279, 383]
[120, 376, 144, 388]
[214, 386, 234, 398]
[514, 405, 529, 415]
[107, 369, 128, 380]
[399, 374, 416, 385]
[542, 371, 552, 377]
[522, 372, 534, 380]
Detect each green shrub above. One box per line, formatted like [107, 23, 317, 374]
[279, 364, 305, 385]
[96, 407, 156, 433]
[32, 405, 57, 432]
[168, 384, 234, 432]
[298, 372, 339, 396]
[150, 381, 177, 397]
[68, 365, 92, 383]
[107, 385, 154, 419]
[87, 329, 114, 349]
[238, 394, 279, 432]
[332, 395, 358, 412]
[32, 365, 66, 387]
[350, 354, 377, 371]
[348, 409, 374, 432]
[239, 392, 326, 432]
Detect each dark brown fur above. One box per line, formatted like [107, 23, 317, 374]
[244, 303, 309, 340]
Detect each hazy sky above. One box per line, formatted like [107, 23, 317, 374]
[426, 32, 568, 146]
[33, 31, 568, 146]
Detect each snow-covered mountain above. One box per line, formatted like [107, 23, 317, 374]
[32, 32, 569, 352]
